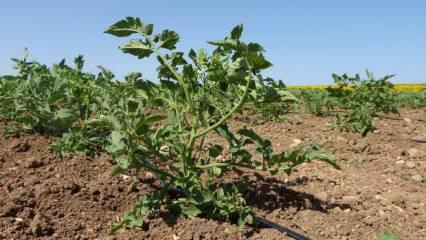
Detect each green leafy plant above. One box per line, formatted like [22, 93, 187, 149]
[0, 16, 340, 234]
[50, 124, 110, 160]
[104, 16, 339, 233]
[0, 53, 115, 136]
[299, 89, 335, 116]
[395, 89, 426, 108]
[328, 70, 398, 136]
[378, 230, 399, 240]
[248, 79, 298, 122]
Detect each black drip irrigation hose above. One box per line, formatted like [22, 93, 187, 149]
[166, 188, 311, 240]
[254, 216, 311, 240]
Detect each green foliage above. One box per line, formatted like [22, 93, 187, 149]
[335, 103, 376, 135]
[0, 17, 340, 234]
[104, 17, 338, 233]
[50, 124, 109, 160]
[299, 89, 335, 116]
[0, 53, 114, 136]
[269, 143, 340, 175]
[168, 178, 254, 227]
[109, 189, 165, 234]
[378, 230, 399, 240]
[249, 79, 298, 121]
[328, 70, 398, 136]
[395, 89, 426, 108]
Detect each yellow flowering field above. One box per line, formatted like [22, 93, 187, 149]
[393, 84, 426, 92]
[288, 83, 425, 92]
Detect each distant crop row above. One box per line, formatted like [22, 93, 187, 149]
[289, 83, 425, 92]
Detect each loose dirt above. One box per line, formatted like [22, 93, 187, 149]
[1, 109, 425, 239]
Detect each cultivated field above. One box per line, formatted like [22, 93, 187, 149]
[0, 17, 425, 240]
[1, 109, 425, 239]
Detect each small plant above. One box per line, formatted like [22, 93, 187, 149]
[299, 89, 335, 116]
[249, 79, 298, 122]
[378, 230, 399, 240]
[104, 16, 339, 233]
[328, 70, 398, 136]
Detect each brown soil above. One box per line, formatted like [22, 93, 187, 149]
[1, 109, 425, 240]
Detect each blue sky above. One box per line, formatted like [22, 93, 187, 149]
[1, 1, 425, 85]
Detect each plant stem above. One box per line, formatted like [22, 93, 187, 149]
[194, 73, 253, 139]
[143, 33, 193, 110]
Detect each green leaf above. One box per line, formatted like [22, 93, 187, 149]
[212, 167, 222, 176]
[238, 212, 254, 227]
[109, 191, 164, 234]
[116, 156, 130, 169]
[208, 144, 223, 158]
[230, 24, 243, 40]
[196, 162, 229, 169]
[110, 130, 124, 145]
[120, 40, 153, 59]
[188, 48, 207, 67]
[144, 24, 154, 35]
[105, 17, 143, 37]
[247, 43, 264, 53]
[159, 30, 179, 50]
[54, 108, 74, 120]
[308, 151, 340, 170]
[188, 49, 197, 62]
[127, 99, 139, 112]
[208, 39, 237, 49]
[379, 231, 399, 240]
[106, 130, 126, 153]
[216, 188, 225, 198]
[171, 162, 183, 170]
[246, 53, 272, 71]
[22, 47, 29, 61]
[181, 204, 201, 218]
[145, 114, 166, 123]
[135, 123, 149, 136]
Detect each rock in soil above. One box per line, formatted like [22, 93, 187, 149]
[405, 161, 416, 169]
[9, 139, 30, 152]
[25, 158, 43, 168]
[0, 202, 22, 217]
[316, 191, 329, 202]
[410, 136, 426, 143]
[30, 213, 54, 237]
[340, 195, 361, 205]
[407, 148, 419, 157]
[411, 174, 423, 182]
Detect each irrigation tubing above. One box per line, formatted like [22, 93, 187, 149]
[166, 188, 312, 240]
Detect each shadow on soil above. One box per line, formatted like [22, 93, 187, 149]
[145, 169, 350, 232]
[236, 171, 349, 213]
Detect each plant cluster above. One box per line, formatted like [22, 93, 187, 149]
[297, 89, 335, 116]
[0, 52, 113, 136]
[395, 88, 426, 108]
[103, 17, 339, 232]
[248, 79, 298, 122]
[0, 50, 152, 159]
[327, 71, 398, 135]
[291, 71, 400, 136]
